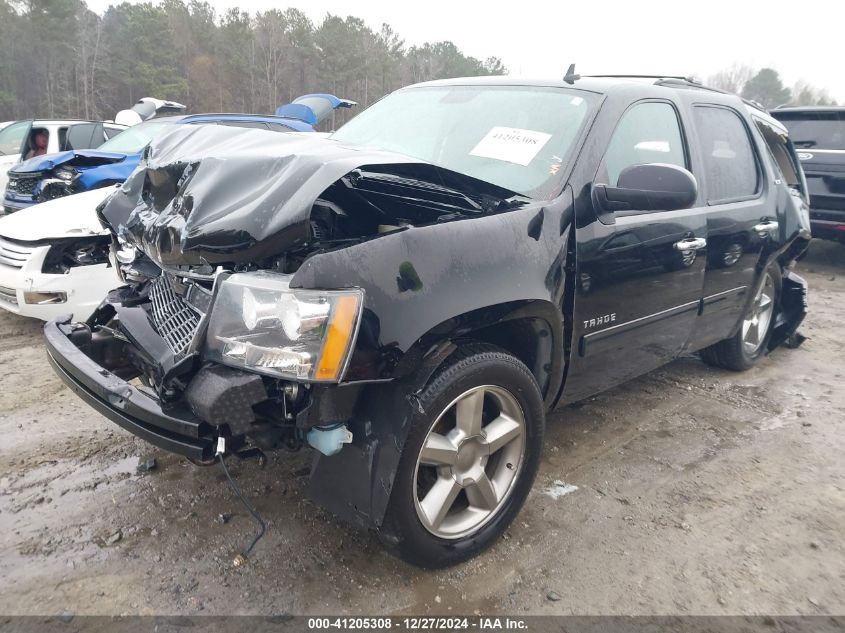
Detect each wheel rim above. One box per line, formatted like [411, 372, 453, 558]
[723, 242, 743, 267]
[742, 271, 775, 355]
[413, 385, 526, 540]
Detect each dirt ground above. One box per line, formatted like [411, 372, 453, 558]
[0, 240, 843, 618]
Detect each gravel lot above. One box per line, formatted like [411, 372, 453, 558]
[0, 240, 843, 617]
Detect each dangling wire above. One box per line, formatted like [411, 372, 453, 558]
[218, 453, 266, 561]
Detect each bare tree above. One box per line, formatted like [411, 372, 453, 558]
[706, 63, 755, 95]
[791, 80, 838, 106]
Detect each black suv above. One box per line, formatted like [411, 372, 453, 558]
[771, 106, 845, 242]
[44, 76, 811, 568]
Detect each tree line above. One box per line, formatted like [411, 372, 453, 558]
[1, 1, 838, 127]
[707, 64, 838, 109]
[0, 0, 506, 126]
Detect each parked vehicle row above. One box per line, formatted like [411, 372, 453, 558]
[0, 119, 127, 202]
[0, 94, 355, 320]
[41, 75, 811, 567]
[0, 98, 190, 209]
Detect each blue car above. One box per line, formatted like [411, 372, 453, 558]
[3, 94, 356, 214]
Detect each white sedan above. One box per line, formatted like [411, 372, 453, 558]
[0, 187, 119, 320]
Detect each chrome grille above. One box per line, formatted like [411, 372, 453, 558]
[148, 273, 201, 356]
[0, 236, 36, 268]
[7, 176, 38, 196]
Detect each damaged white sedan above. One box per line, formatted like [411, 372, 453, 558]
[0, 187, 119, 320]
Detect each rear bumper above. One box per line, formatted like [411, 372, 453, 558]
[809, 217, 845, 241]
[44, 317, 216, 460]
[768, 270, 809, 351]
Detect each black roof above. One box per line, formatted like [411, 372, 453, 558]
[406, 74, 745, 104]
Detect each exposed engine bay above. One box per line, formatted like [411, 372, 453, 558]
[99, 124, 527, 275]
[76, 125, 529, 458]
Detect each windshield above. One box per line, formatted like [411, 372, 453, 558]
[331, 85, 597, 198]
[774, 111, 845, 150]
[97, 119, 177, 154]
[0, 121, 30, 156]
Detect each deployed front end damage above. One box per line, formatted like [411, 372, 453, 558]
[100, 124, 527, 270]
[43, 125, 558, 525]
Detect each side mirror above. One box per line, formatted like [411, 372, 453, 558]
[593, 163, 698, 214]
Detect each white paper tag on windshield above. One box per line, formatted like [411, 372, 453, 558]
[469, 127, 552, 166]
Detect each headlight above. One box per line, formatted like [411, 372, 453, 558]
[42, 237, 111, 273]
[53, 167, 77, 182]
[204, 272, 363, 382]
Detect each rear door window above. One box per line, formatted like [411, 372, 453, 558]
[693, 106, 760, 203]
[63, 123, 105, 150]
[601, 101, 687, 186]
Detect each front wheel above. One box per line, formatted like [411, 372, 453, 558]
[700, 264, 781, 371]
[378, 344, 545, 568]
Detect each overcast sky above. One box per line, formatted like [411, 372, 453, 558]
[87, 0, 844, 102]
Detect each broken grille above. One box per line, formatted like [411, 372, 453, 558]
[148, 273, 201, 356]
[7, 176, 38, 196]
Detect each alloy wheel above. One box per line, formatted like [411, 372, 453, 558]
[742, 271, 775, 355]
[413, 385, 526, 539]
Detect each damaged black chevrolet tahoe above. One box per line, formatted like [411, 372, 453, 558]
[44, 76, 811, 567]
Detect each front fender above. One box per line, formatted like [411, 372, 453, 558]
[299, 190, 574, 529]
[292, 189, 574, 386]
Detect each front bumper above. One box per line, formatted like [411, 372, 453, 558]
[2, 192, 37, 215]
[0, 243, 117, 321]
[44, 317, 217, 460]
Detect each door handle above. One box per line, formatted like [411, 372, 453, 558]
[753, 220, 779, 237]
[674, 237, 707, 252]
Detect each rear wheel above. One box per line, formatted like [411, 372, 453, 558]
[379, 344, 544, 568]
[700, 264, 780, 371]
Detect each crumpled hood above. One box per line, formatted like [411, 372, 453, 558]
[11, 150, 127, 174]
[0, 187, 115, 241]
[101, 124, 521, 268]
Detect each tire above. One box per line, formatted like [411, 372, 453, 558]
[378, 343, 545, 568]
[700, 264, 781, 371]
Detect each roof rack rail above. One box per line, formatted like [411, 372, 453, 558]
[656, 77, 714, 88]
[586, 74, 700, 83]
[657, 78, 770, 112]
[581, 75, 769, 112]
[741, 98, 768, 113]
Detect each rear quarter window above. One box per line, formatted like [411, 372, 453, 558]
[694, 106, 760, 203]
[753, 118, 801, 188]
